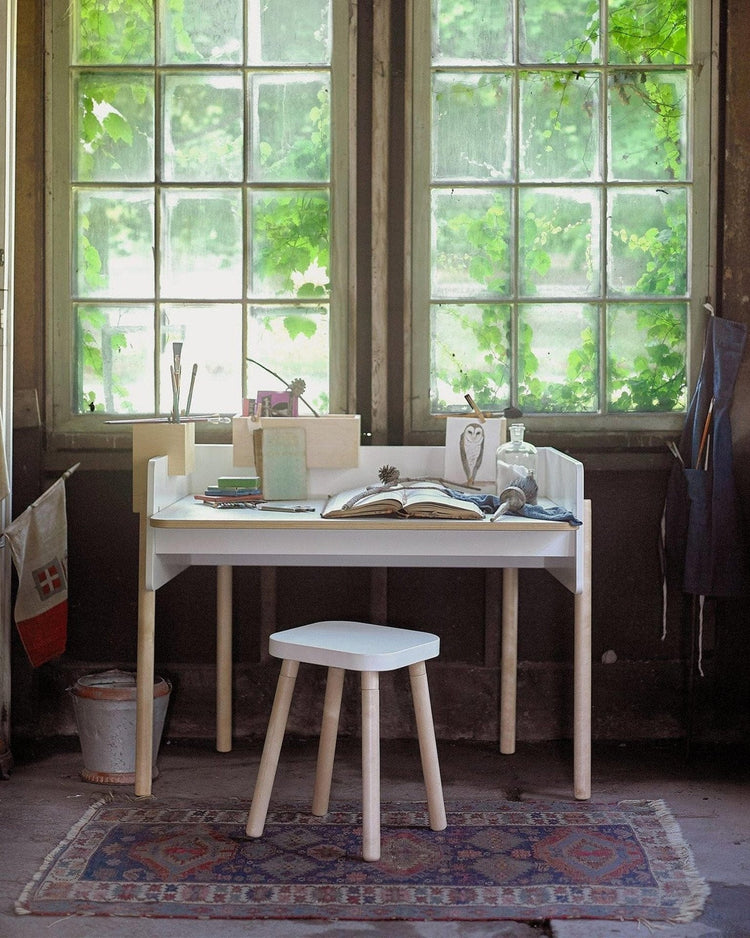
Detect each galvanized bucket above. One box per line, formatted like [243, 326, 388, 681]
[69, 669, 171, 784]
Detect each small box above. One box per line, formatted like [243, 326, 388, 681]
[232, 414, 360, 469]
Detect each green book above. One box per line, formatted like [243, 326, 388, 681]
[253, 427, 307, 500]
[216, 475, 260, 490]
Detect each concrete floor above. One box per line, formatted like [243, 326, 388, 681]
[0, 737, 748, 938]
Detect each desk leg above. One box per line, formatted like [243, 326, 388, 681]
[216, 565, 233, 752]
[135, 513, 155, 797]
[573, 499, 592, 800]
[500, 567, 518, 754]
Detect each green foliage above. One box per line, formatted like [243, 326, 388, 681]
[72, 0, 690, 418]
[432, 0, 690, 416]
[74, 0, 332, 413]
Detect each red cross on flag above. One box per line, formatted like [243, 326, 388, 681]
[4, 465, 78, 667]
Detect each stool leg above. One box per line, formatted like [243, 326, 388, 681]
[312, 666, 345, 816]
[246, 659, 299, 837]
[361, 670, 380, 862]
[409, 661, 447, 832]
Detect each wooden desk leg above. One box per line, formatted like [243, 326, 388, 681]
[500, 567, 518, 754]
[573, 499, 592, 800]
[135, 513, 155, 797]
[216, 565, 233, 753]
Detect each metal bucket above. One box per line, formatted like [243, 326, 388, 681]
[69, 669, 171, 784]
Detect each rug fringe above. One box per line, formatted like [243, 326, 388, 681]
[15, 796, 110, 916]
[618, 799, 711, 924]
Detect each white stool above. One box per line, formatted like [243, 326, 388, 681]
[246, 620, 447, 861]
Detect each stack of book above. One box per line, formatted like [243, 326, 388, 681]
[194, 476, 263, 506]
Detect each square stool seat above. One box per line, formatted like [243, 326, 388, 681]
[269, 619, 440, 671]
[246, 620, 447, 861]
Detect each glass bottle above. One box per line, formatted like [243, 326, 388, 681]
[495, 423, 537, 493]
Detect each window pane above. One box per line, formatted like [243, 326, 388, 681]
[519, 304, 599, 412]
[519, 188, 601, 297]
[159, 0, 243, 64]
[251, 74, 330, 182]
[73, 0, 154, 65]
[520, 0, 600, 63]
[433, 0, 513, 65]
[249, 190, 330, 298]
[609, 72, 688, 181]
[76, 305, 155, 413]
[162, 73, 244, 182]
[432, 189, 512, 298]
[519, 71, 601, 181]
[75, 73, 154, 182]
[432, 73, 512, 181]
[608, 0, 688, 66]
[608, 187, 688, 296]
[161, 190, 243, 298]
[160, 305, 243, 414]
[248, 305, 330, 413]
[607, 302, 687, 411]
[430, 302, 511, 411]
[74, 190, 154, 298]
[247, 0, 331, 65]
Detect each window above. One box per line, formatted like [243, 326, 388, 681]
[408, 0, 713, 435]
[48, 0, 351, 433]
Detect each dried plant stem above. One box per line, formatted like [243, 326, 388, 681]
[247, 358, 319, 417]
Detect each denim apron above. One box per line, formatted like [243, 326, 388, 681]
[663, 313, 748, 603]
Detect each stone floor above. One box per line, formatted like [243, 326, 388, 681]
[0, 736, 748, 937]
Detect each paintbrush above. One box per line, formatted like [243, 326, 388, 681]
[185, 363, 197, 417]
[171, 342, 183, 422]
[695, 396, 714, 469]
[464, 393, 486, 423]
[490, 475, 539, 522]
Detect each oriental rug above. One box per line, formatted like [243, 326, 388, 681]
[16, 798, 709, 924]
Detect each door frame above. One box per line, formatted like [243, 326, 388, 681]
[0, 0, 17, 743]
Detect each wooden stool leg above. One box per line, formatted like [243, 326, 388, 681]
[246, 659, 299, 837]
[312, 666, 345, 816]
[361, 670, 380, 862]
[408, 661, 447, 832]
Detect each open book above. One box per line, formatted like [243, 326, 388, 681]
[321, 482, 485, 520]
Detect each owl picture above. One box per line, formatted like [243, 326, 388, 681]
[458, 422, 485, 485]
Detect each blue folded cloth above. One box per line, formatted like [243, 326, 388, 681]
[446, 489, 581, 526]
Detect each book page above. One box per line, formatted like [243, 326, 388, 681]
[401, 486, 484, 519]
[322, 483, 484, 520]
[321, 486, 405, 518]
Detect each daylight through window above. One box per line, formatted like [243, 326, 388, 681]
[50, 0, 348, 424]
[410, 0, 711, 430]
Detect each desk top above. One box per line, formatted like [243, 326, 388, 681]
[150, 494, 571, 531]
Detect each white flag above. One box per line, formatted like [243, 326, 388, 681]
[4, 475, 71, 667]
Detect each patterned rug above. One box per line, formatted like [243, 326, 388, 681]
[16, 798, 709, 923]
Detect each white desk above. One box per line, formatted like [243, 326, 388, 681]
[135, 443, 591, 800]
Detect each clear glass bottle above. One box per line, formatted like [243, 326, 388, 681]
[495, 423, 537, 493]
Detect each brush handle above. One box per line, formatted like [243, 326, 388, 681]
[490, 476, 538, 522]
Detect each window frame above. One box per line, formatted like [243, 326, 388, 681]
[45, 0, 355, 448]
[404, 0, 718, 443]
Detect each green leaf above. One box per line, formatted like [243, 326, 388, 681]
[283, 315, 318, 340]
[102, 111, 133, 144]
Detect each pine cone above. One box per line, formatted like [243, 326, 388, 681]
[378, 464, 400, 485]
